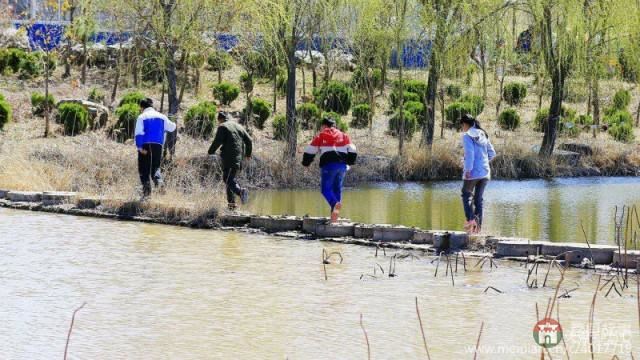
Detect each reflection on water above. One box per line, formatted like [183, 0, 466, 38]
[248, 177, 640, 244]
[1, 209, 638, 359]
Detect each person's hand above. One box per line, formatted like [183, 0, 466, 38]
[139, 148, 148, 155]
[464, 171, 472, 180]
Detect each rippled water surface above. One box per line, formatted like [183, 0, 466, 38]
[1, 208, 638, 359]
[249, 177, 640, 244]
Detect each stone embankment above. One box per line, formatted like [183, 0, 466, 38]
[1, 189, 638, 271]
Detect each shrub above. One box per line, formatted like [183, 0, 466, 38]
[88, 87, 105, 103]
[6, 48, 26, 72]
[207, 50, 233, 72]
[246, 98, 271, 129]
[503, 82, 527, 106]
[498, 108, 521, 131]
[34, 51, 56, 72]
[394, 79, 428, 98]
[113, 103, 141, 141]
[351, 103, 372, 129]
[609, 122, 635, 143]
[605, 110, 633, 126]
[446, 84, 462, 100]
[404, 101, 426, 127]
[297, 103, 321, 130]
[59, 103, 89, 136]
[272, 115, 297, 141]
[276, 71, 287, 96]
[390, 90, 420, 109]
[388, 110, 418, 138]
[533, 107, 577, 132]
[576, 114, 593, 127]
[241, 51, 273, 78]
[239, 72, 254, 93]
[212, 82, 240, 106]
[18, 53, 40, 79]
[445, 102, 475, 130]
[319, 112, 349, 133]
[184, 101, 217, 138]
[459, 94, 484, 116]
[30, 92, 56, 117]
[315, 81, 353, 115]
[0, 100, 12, 130]
[352, 67, 382, 90]
[612, 89, 631, 110]
[119, 91, 146, 107]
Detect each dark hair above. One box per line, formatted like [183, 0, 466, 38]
[461, 114, 488, 138]
[321, 116, 336, 128]
[139, 97, 153, 109]
[217, 111, 229, 121]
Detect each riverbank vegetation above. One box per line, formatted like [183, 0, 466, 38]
[1, 0, 640, 201]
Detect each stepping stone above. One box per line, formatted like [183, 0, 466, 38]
[372, 225, 415, 242]
[412, 230, 435, 244]
[220, 214, 251, 226]
[249, 216, 302, 233]
[541, 242, 617, 265]
[613, 250, 640, 269]
[314, 222, 355, 237]
[432, 231, 469, 250]
[354, 224, 374, 238]
[42, 191, 77, 206]
[486, 236, 530, 249]
[495, 239, 549, 257]
[302, 217, 329, 233]
[0, 189, 8, 199]
[7, 191, 42, 202]
[76, 196, 104, 209]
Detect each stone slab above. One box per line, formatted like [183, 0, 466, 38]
[541, 242, 616, 265]
[613, 250, 640, 269]
[354, 224, 374, 239]
[486, 236, 531, 249]
[412, 230, 435, 244]
[7, 191, 42, 202]
[302, 217, 329, 233]
[433, 231, 469, 250]
[372, 225, 415, 242]
[495, 240, 549, 257]
[220, 214, 251, 227]
[314, 223, 355, 238]
[42, 191, 77, 205]
[0, 189, 8, 199]
[76, 196, 105, 209]
[249, 216, 302, 233]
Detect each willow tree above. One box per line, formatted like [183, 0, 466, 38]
[68, 0, 97, 85]
[392, 0, 411, 155]
[525, 0, 583, 157]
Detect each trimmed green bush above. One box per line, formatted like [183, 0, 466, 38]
[59, 103, 89, 136]
[576, 114, 594, 126]
[30, 92, 56, 117]
[6, 48, 27, 73]
[404, 101, 427, 127]
[212, 82, 240, 106]
[184, 101, 217, 138]
[459, 94, 484, 116]
[498, 108, 521, 131]
[390, 90, 420, 109]
[88, 87, 105, 103]
[113, 103, 142, 141]
[446, 84, 462, 100]
[18, 53, 40, 79]
[445, 102, 475, 130]
[276, 71, 287, 96]
[394, 79, 428, 98]
[0, 100, 12, 130]
[119, 91, 146, 107]
[388, 110, 418, 139]
[351, 103, 372, 129]
[605, 110, 633, 126]
[533, 107, 577, 132]
[239, 72, 254, 93]
[246, 98, 271, 129]
[318, 112, 349, 133]
[352, 67, 382, 90]
[272, 115, 297, 141]
[612, 89, 631, 110]
[207, 50, 233, 72]
[503, 82, 527, 106]
[609, 122, 635, 143]
[315, 81, 353, 115]
[297, 103, 321, 130]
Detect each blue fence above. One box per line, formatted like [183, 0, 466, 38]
[13, 22, 433, 68]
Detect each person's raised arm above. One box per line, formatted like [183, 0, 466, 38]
[208, 126, 226, 155]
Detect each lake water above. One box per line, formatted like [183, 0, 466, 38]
[248, 177, 640, 245]
[1, 208, 638, 359]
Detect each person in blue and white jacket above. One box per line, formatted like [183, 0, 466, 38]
[134, 98, 176, 197]
[460, 114, 496, 234]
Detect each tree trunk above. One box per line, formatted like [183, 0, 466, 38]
[272, 58, 278, 113]
[81, 35, 87, 85]
[398, 55, 405, 156]
[178, 53, 188, 104]
[592, 77, 600, 125]
[160, 78, 165, 113]
[165, 49, 179, 158]
[439, 88, 445, 139]
[110, 42, 123, 107]
[422, 48, 439, 148]
[636, 99, 640, 127]
[539, 73, 563, 157]
[380, 57, 387, 96]
[217, 68, 222, 83]
[194, 67, 200, 96]
[301, 65, 306, 97]
[285, 42, 298, 161]
[44, 52, 50, 138]
[63, 6, 75, 78]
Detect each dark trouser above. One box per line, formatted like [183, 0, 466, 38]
[138, 143, 163, 196]
[462, 178, 489, 225]
[223, 166, 242, 204]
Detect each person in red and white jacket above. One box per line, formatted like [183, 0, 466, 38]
[302, 116, 357, 222]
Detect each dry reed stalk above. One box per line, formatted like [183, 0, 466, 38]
[589, 275, 602, 360]
[360, 314, 371, 360]
[556, 302, 571, 360]
[473, 321, 484, 360]
[415, 297, 431, 360]
[64, 302, 86, 360]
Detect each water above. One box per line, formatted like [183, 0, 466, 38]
[249, 177, 640, 245]
[1, 208, 638, 359]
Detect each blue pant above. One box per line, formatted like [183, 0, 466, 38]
[321, 163, 347, 210]
[462, 178, 488, 225]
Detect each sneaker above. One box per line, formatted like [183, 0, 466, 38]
[330, 202, 342, 223]
[240, 188, 249, 204]
[464, 220, 478, 234]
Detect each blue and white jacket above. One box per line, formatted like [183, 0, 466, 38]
[134, 108, 177, 149]
[462, 126, 496, 180]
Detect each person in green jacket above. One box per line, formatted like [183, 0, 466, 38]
[208, 112, 253, 209]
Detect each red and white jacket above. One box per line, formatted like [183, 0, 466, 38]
[302, 127, 357, 167]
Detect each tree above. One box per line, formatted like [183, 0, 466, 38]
[392, 0, 410, 155]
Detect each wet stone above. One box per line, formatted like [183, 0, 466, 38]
[76, 196, 104, 209]
[220, 214, 251, 227]
[372, 225, 415, 242]
[354, 224, 374, 239]
[314, 223, 355, 238]
[432, 231, 469, 251]
[495, 240, 549, 258]
[0, 189, 8, 199]
[612, 250, 640, 269]
[42, 191, 77, 206]
[302, 217, 330, 233]
[541, 242, 616, 265]
[249, 216, 303, 233]
[7, 191, 42, 202]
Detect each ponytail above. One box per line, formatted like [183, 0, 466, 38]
[474, 119, 489, 138]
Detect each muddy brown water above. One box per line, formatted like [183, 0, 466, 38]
[249, 177, 640, 245]
[1, 208, 639, 359]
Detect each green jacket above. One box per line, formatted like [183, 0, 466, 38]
[208, 120, 253, 169]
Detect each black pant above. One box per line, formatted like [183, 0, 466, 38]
[223, 166, 242, 204]
[462, 178, 489, 225]
[138, 143, 163, 196]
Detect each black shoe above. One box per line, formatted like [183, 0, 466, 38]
[227, 203, 237, 211]
[240, 188, 249, 204]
